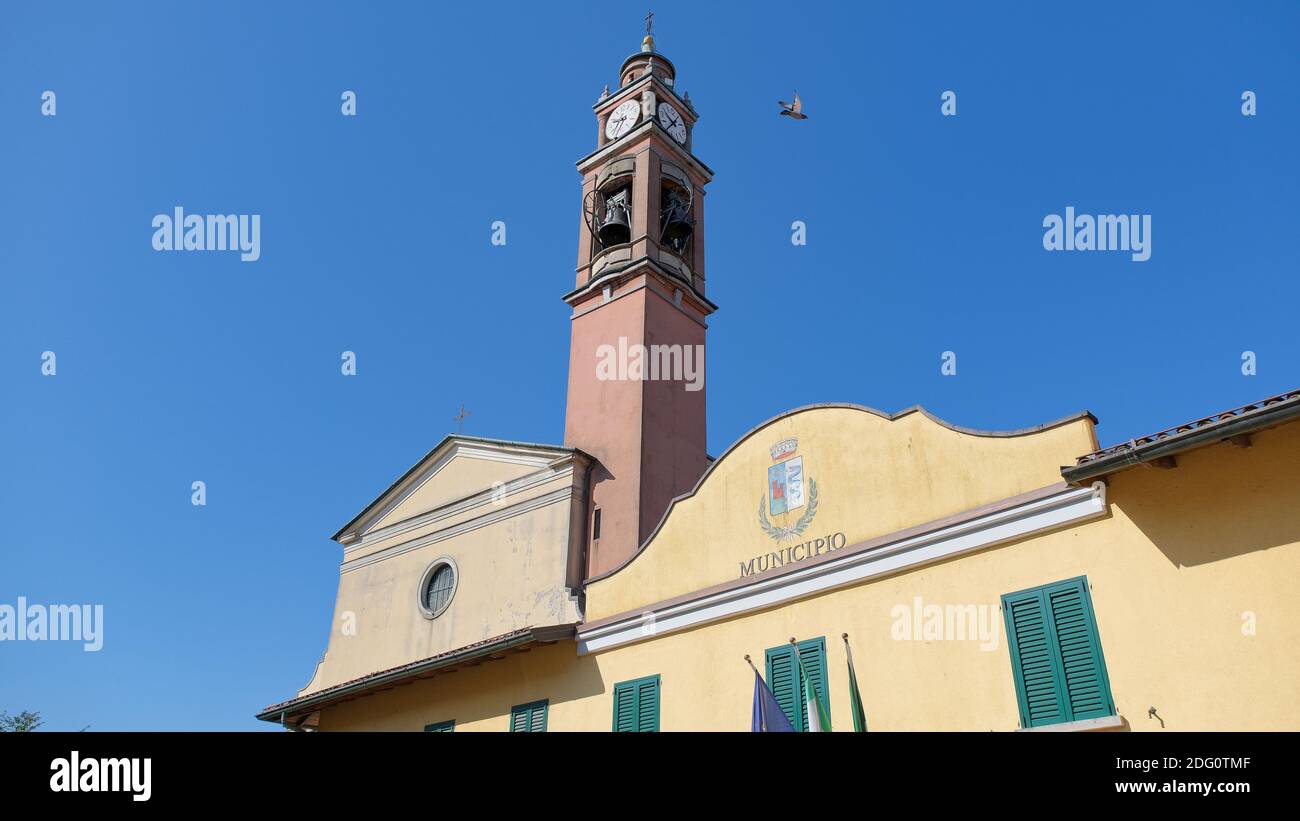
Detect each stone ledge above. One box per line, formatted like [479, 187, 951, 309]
[1017, 714, 1125, 732]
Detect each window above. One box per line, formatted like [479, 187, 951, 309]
[612, 675, 660, 732]
[764, 637, 828, 732]
[592, 508, 602, 541]
[423, 720, 455, 733]
[1002, 575, 1116, 729]
[416, 558, 457, 619]
[509, 699, 548, 733]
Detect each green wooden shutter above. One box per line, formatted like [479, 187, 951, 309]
[509, 699, 548, 732]
[1048, 578, 1114, 721]
[1002, 576, 1115, 728]
[636, 676, 660, 732]
[765, 637, 829, 732]
[798, 638, 829, 726]
[1003, 588, 1067, 727]
[612, 675, 661, 732]
[510, 707, 528, 732]
[613, 682, 636, 732]
[765, 644, 802, 732]
[423, 720, 455, 732]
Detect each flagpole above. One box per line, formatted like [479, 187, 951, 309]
[842, 632, 868, 732]
[788, 639, 806, 726]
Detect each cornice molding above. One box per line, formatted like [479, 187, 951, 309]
[342, 486, 576, 574]
[343, 461, 579, 556]
[563, 256, 716, 314]
[577, 119, 713, 181]
[577, 483, 1108, 655]
[592, 71, 694, 123]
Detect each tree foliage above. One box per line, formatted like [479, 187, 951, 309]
[0, 710, 43, 732]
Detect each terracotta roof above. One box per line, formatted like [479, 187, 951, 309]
[1063, 388, 1300, 484]
[255, 624, 576, 724]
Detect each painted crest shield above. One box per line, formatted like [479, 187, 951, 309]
[768, 456, 805, 515]
[759, 453, 818, 542]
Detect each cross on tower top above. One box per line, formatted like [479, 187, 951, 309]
[640, 9, 657, 52]
[453, 403, 471, 433]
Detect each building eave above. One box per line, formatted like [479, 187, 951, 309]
[1061, 388, 1300, 485]
[255, 624, 577, 724]
[561, 256, 718, 313]
[591, 64, 689, 114]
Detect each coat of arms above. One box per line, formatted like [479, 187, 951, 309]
[758, 447, 819, 542]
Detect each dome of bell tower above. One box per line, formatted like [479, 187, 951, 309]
[619, 10, 676, 87]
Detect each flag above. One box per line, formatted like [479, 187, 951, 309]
[751, 669, 795, 732]
[794, 644, 832, 732]
[844, 638, 868, 732]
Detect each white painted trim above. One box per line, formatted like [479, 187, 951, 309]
[351, 441, 570, 537]
[1017, 714, 1124, 732]
[346, 463, 575, 554]
[342, 487, 574, 574]
[577, 483, 1107, 655]
[570, 266, 707, 328]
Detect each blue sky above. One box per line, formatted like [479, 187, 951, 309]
[1, 1, 1296, 730]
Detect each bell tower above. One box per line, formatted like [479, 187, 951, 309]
[564, 20, 716, 579]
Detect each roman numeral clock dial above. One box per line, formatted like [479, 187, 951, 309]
[657, 101, 687, 144]
[605, 100, 641, 141]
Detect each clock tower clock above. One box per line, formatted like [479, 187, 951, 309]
[564, 23, 716, 580]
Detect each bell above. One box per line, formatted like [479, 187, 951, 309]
[662, 214, 693, 252]
[660, 189, 694, 253]
[597, 190, 631, 246]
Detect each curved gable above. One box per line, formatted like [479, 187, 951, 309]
[584, 404, 1096, 620]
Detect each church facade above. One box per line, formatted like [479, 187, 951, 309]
[258, 32, 1300, 733]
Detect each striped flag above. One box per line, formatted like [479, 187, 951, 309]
[794, 642, 832, 732]
[844, 635, 868, 732]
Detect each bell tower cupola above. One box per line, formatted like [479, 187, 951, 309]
[563, 16, 716, 579]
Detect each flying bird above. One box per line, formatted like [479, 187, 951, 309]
[778, 92, 807, 120]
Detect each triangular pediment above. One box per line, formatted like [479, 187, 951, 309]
[333, 435, 575, 544]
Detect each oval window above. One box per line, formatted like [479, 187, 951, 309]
[418, 560, 457, 619]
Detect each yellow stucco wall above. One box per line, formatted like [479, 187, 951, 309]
[587, 405, 1096, 620]
[301, 455, 583, 696]
[315, 416, 1300, 731]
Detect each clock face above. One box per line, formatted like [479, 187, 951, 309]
[605, 100, 641, 141]
[657, 102, 688, 144]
